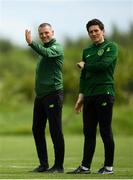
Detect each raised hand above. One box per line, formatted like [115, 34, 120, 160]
[25, 29, 32, 44]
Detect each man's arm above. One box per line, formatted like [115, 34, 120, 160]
[74, 64, 86, 113]
[75, 93, 84, 113]
[25, 29, 63, 58]
[29, 41, 63, 58]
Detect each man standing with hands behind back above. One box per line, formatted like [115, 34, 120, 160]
[67, 19, 118, 174]
[25, 23, 65, 173]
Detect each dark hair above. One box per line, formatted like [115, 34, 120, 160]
[86, 19, 104, 32]
[38, 23, 52, 29]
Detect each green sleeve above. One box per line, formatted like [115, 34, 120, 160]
[79, 68, 86, 93]
[84, 43, 118, 72]
[79, 52, 86, 93]
[29, 41, 63, 58]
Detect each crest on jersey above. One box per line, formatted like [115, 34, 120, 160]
[97, 49, 104, 56]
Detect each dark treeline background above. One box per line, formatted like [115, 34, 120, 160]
[0, 24, 133, 105]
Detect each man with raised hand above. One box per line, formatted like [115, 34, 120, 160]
[25, 23, 65, 173]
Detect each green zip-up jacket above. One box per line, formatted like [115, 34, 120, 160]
[29, 39, 64, 97]
[80, 39, 118, 97]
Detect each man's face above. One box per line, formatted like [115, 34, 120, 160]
[38, 26, 54, 43]
[88, 25, 104, 44]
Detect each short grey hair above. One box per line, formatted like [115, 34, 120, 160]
[38, 23, 52, 29]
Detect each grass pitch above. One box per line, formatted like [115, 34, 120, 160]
[0, 135, 133, 179]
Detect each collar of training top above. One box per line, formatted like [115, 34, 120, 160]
[44, 38, 56, 47]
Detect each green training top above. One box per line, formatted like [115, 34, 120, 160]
[79, 39, 118, 97]
[29, 39, 64, 97]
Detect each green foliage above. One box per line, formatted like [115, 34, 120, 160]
[0, 40, 35, 103]
[0, 38, 13, 53]
[0, 103, 133, 136]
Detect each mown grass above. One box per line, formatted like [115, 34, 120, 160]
[0, 135, 133, 179]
